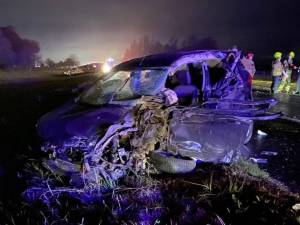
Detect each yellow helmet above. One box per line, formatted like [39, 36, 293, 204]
[289, 51, 295, 58]
[274, 52, 282, 59]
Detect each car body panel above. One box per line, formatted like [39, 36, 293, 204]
[37, 50, 279, 143]
[37, 100, 131, 143]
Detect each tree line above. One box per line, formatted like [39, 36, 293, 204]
[0, 26, 218, 70]
[0, 26, 40, 70]
[42, 55, 80, 68]
[0, 26, 80, 70]
[122, 36, 218, 61]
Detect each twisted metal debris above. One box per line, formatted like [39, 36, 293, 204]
[35, 88, 257, 194]
[25, 50, 281, 206]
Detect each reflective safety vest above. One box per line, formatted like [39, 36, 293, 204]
[272, 60, 283, 76]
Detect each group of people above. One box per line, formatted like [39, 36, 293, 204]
[271, 51, 300, 94]
[241, 51, 300, 95]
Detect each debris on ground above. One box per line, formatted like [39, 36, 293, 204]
[33, 87, 256, 192]
[260, 151, 278, 156]
[257, 129, 268, 136]
[250, 157, 268, 164]
[19, 161, 300, 225]
[19, 99, 300, 225]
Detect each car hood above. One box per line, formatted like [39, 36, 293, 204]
[37, 99, 132, 144]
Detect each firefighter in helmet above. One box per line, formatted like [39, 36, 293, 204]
[271, 52, 284, 93]
[278, 51, 296, 93]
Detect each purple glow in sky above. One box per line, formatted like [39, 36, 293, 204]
[1, 0, 299, 63]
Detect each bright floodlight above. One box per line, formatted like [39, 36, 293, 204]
[102, 58, 114, 73]
[107, 57, 114, 63]
[102, 63, 112, 73]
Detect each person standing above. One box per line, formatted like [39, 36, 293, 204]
[271, 52, 284, 93]
[241, 52, 256, 100]
[278, 51, 296, 93]
[293, 67, 300, 94]
[241, 52, 256, 83]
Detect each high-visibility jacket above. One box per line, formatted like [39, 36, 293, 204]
[272, 60, 283, 76]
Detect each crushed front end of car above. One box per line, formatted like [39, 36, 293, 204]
[26, 50, 281, 207]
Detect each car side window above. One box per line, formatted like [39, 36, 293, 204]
[112, 69, 169, 103]
[130, 69, 168, 96]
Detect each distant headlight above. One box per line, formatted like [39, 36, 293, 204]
[102, 63, 112, 73]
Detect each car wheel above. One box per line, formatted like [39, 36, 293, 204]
[149, 151, 196, 174]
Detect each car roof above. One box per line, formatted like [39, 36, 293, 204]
[113, 50, 239, 71]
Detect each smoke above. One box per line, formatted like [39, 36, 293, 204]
[0, 26, 40, 69]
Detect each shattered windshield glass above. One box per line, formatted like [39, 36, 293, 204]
[130, 68, 168, 96]
[79, 71, 131, 105]
[79, 68, 168, 105]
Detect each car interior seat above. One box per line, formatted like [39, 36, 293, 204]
[173, 70, 198, 105]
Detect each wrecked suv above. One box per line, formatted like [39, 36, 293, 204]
[37, 50, 280, 180]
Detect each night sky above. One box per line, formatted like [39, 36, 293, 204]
[1, 0, 300, 63]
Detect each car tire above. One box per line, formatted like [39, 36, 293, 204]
[149, 151, 196, 174]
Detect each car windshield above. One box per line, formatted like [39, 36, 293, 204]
[79, 68, 168, 106]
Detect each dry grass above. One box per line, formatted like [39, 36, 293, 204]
[5, 160, 298, 225]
